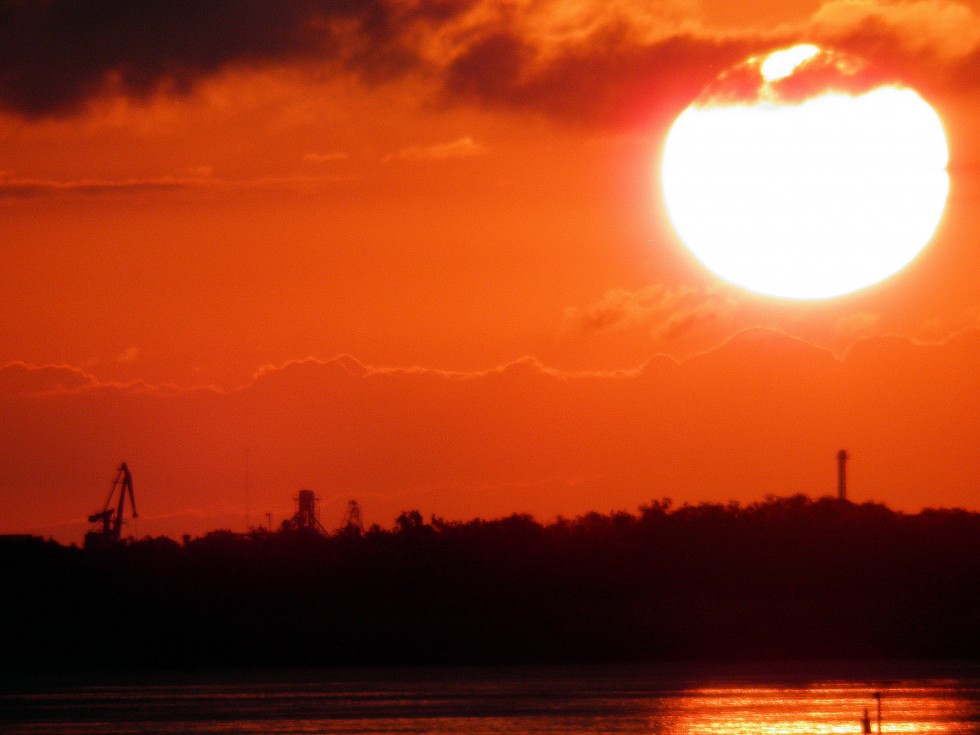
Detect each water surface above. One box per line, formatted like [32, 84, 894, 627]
[2, 661, 977, 734]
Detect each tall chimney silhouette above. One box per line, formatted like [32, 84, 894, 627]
[836, 449, 849, 501]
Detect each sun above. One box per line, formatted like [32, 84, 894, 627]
[661, 44, 949, 299]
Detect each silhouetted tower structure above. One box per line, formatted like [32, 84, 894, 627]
[84, 462, 137, 549]
[287, 489, 328, 535]
[837, 449, 849, 501]
[340, 499, 364, 535]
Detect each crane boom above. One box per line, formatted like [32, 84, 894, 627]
[112, 463, 136, 537]
[84, 462, 137, 549]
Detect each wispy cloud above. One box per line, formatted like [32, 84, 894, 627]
[392, 136, 486, 162]
[116, 347, 140, 365]
[833, 312, 880, 340]
[184, 165, 214, 177]
[0, 175, 191, 198]
[0, 171, 363, 199]
[917, 301, 980, 340]
[563, 284, 739, 342]
[303, 151, 350, 162]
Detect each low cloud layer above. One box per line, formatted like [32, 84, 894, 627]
[3, 328, 977, 542]
[3, 0, 979, 126]
[0, 362, 96, 394]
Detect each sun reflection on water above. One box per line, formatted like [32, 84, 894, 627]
[659, 683, 975, 735]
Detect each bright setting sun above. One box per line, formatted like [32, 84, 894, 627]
[661, 44, 950, 299]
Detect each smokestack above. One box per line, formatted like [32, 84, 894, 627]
[837, 449, 849, 501]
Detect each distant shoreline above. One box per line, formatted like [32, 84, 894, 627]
[3, 495, 978, 672]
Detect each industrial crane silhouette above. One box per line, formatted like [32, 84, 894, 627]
[84, 462, 137, 549]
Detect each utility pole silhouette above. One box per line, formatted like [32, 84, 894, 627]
[837, 449, 849, 501]
[244, 447, 250, 531]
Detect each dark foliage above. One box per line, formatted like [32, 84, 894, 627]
[1, 496, 977, 671]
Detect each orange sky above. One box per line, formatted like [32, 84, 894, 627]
[1, 0, 979, 543]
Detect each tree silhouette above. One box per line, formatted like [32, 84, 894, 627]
[1, 495, 977, 670]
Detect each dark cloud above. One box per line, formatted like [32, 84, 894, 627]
[436, 7, 980, 126]
[695, 47, 889, 108]
[808, 0, 980, 99]
[1, 1, 302, 116]
[0, 0, 474, 117]
[2, 0, 977, 126]
[0, 0, 788, 127]
[444, 32, 762, 129]
[771, 56, 885, 102]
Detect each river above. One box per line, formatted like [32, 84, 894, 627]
[2, 661, 977, 734]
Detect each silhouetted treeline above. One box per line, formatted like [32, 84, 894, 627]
[2, 495, 978, 671]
